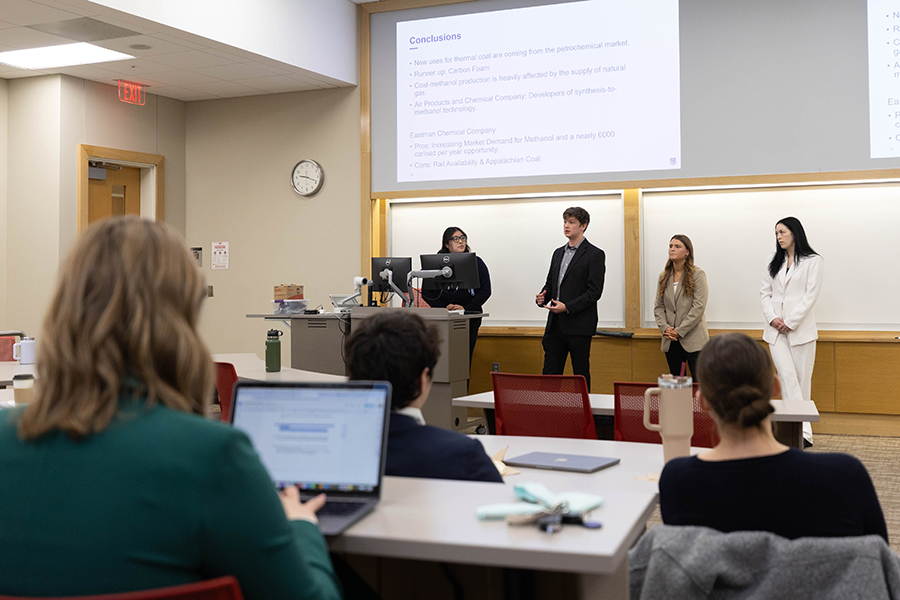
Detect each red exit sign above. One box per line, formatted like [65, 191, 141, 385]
[118, 80, 146, 105]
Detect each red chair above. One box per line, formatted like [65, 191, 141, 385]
[409, 287, 430, 308]
[214, 362, 239, 422]
[0, 576, 244, 600]
[0, 337, 16, 362]
[613, 381, 719, 448]
[491, 372, 597, 439]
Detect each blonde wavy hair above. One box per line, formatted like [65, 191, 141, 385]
[656, 234, 696, 299]
[19, 217, 214, 440]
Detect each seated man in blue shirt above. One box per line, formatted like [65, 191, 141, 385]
[344, 310, 503, 483]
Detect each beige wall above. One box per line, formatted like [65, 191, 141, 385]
[6, 77, 62, 338]
[185, 87, 361, 360]
[3, 75, 186, 336]
[0, 79, 7, 328]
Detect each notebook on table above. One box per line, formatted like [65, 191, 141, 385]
[503, 452, 620, 474]
[231, 380, 392, 536]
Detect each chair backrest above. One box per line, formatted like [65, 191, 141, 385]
[613, 381, 719, 448]
[409, 287, 430, 308]
[214, 362, 239, 423]
[0, 336, 16, 362]
[0, 576, 244, 600]
[491, 372, 597, 439]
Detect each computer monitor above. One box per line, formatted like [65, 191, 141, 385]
[419, 252, 480, 291]
[371, 257, 411, 293]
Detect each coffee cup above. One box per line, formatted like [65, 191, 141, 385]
[12, 374, 34, 405]
[13, 337, 36, 365]
[643, 375, 694, 463]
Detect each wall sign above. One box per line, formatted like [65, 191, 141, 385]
[118, 80, 146, 105]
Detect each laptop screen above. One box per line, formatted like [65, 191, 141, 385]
[231, 382, 391, 494]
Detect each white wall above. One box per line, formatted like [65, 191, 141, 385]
[3, 75, 187, 336]
[185, 87, 361, 360]
[90, 0, 359, 85]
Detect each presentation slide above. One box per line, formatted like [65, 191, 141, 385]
[869, 0, 900, 158]
[396, 0, 680, 183]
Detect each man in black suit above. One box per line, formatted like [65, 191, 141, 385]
[344, 310, 502, 483]
[535, 206, 606, 390]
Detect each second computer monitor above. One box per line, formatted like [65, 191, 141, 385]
[420, 252, 480, 291]
[371, 257, 411, 293]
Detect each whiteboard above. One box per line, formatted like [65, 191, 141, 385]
[390, 195, 625, 327]
[641, 183, 900, 330]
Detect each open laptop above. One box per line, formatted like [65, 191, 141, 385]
[230, 380, 392, 536]
[503, 452, 620, 474]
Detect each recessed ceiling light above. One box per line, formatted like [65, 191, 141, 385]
[129, 44, 152, 50]
[0, 42, 134, 70]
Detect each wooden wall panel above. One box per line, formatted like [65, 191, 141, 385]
[589, 338, 633, 394]
[631, 338, 671, 383]
[835, 343, 900, 414]
[470, 336, 543, 394]
[810, 342, 835, 412]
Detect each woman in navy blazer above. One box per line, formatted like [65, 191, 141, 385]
[760, 216, 823, 446]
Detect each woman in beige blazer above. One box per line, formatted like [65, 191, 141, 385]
[654, 234, 709, 377]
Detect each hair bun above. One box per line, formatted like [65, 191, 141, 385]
[730, 386, 774, 427]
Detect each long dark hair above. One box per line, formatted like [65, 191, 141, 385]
[438, 227, 471, 253]
[767, 217, 818, 278]
[656, 234, 696, 298]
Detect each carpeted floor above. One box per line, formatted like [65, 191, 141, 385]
[642, 434, 900, 553]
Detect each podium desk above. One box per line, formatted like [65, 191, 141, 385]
[290, 307, 487, 430]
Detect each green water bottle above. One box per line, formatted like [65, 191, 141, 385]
[265, 329, 283, 372]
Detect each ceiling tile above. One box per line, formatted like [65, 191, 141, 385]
[182, 80, 267, 98]
[92, 34, 193, 57]
[0, 68, 50, 78]
[54, 63, 124, 80]
[144, 50, 235, 70]
[0, 0, 80, 26]
[0, 26, 75, 49]
[142, 68, 219, 86]
[27, 17, 139, 42]
[91, 58, 174, 76]
[234, 75, 316, 94]
[191, 62, 279, 80]
[149, 32, 206, 51]
[148, 85, 217, 102]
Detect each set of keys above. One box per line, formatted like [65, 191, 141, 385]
[506, 502, 603, 534]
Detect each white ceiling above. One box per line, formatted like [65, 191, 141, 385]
[0, 0, 368, 101]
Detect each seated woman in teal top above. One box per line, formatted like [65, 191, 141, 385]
[0, 217, 341, 600]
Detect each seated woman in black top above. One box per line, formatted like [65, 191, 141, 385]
[660, 333, 887, 542]
[422, 227, 491, 365]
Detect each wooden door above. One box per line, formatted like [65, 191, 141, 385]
[87, 166, 142, 224]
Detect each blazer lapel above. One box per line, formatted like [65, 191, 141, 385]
[782, 259, 795, 287]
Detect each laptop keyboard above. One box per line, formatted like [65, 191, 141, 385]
[316, 501, 368, 516]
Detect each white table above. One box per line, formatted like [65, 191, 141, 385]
[453, 392, 820, 448]
[211, 353, 345, 383]
[330, 436, 674, 600]
[0, 362, 36, 387]
[0, 387, 14, 408]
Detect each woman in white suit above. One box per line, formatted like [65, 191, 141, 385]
[654, 234, 709, 377]
[760, 217, 823, 446]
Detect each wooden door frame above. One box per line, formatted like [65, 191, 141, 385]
[77, 144, 165, 232]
